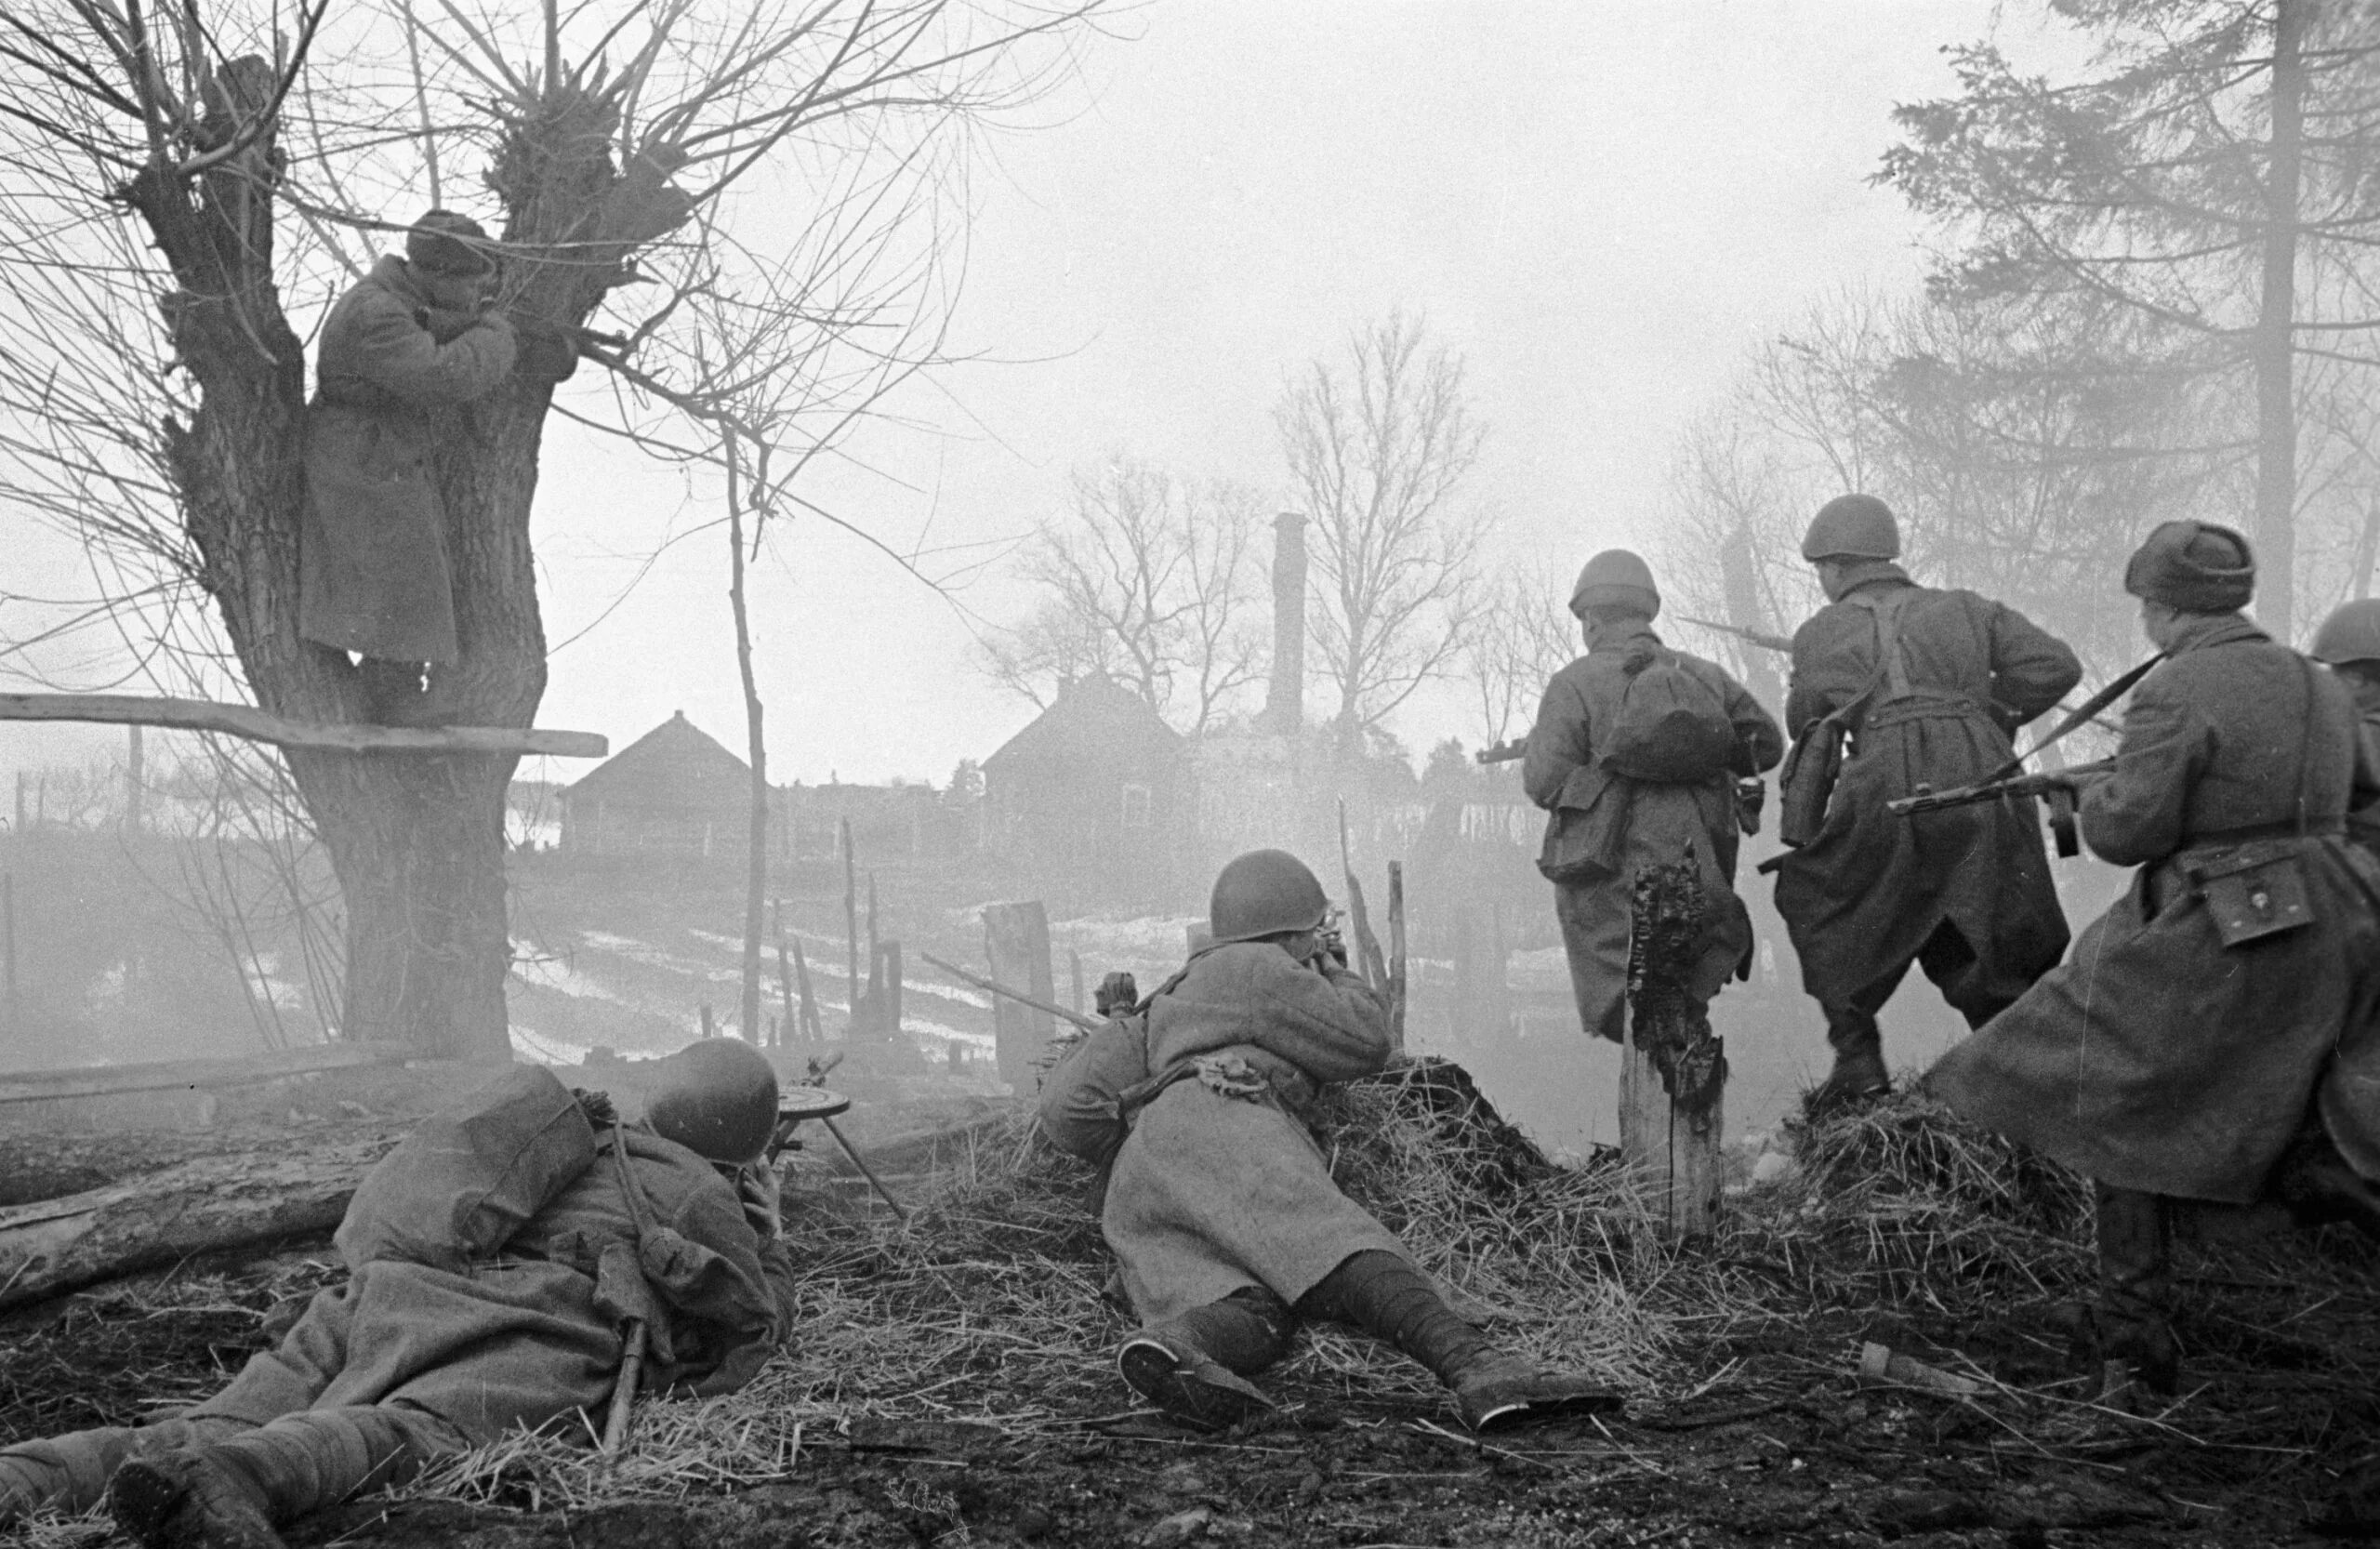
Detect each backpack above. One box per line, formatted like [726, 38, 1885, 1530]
[1596, 644, 1738, 783]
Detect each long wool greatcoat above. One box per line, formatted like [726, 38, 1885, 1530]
[1773, 569, 2081, 1016]
[1929, 614, 2380, 1201]
[190, 1065, 787, 1437]
[1038, 943, 1406, 1326]
[299, 255, 517, 665]
[1521, 624, 1783, 1042]
[0, 1066, 789, 1517]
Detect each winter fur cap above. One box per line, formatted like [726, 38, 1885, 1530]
[2122, 520, 2254, 614]
[405, 209, 496, 278]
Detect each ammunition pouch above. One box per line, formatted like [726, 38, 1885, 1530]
[2184, 839, 2316, 948]
[1776, 716, 1846, 849]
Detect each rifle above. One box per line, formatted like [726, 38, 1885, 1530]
[1679, 616, 1792, 654]
[1888, 758, 2113, 857]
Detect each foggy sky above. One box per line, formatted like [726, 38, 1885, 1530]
[5, 0, 2043, 789]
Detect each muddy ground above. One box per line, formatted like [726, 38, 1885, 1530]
[4, 1090, 2375, 1549]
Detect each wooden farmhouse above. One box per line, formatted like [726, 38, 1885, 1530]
[982, 673, 1185, 898]
[560, 710, 751, 857]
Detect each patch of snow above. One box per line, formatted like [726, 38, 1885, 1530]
[510, 1024, 594, 1066]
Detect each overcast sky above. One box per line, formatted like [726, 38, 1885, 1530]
[6, 0, 2057, 788]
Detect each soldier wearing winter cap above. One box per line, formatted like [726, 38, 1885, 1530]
[1522, 550, 1781, 1047]
[1772, 494, 2082, 1112]
[298, 207, 522, 724]
[1039, 849, 1619, 1433]
[1931, 520, 2380, 1391]
[0, 1042, 800, 1545]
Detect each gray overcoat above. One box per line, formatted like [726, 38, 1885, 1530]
[1521, 624, 1782, 1041]
[1929, 615, 2380, 1201]
[1773, 569, 2080, 1016]
[300, 255, 516, 664]
[1038, 943, 1407, 1326]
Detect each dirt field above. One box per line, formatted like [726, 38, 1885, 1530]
[4, 1068, 2373, 1549]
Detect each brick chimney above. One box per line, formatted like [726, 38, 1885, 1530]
[1262, 510, 1306, 735]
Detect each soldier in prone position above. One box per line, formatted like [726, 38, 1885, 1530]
[1521, 549, 1782, 1048]
[1038, 849, 1616, 1433]
[1772, 495, 2082, 1111]
[1929, 522, 2380, 1390]
[0, 1041, 798, 1548]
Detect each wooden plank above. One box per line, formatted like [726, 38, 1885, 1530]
[0, 1043, 400, 1105]
[982, 902, 1058, 1086]
[0, 693, 606, 759]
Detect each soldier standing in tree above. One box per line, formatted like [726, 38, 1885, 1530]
[1520, 549, 1782, 1048]
[1929, 522, 2380, 1390]
[1772, 495, 2081, 1111]
[298, 209, 519, 725]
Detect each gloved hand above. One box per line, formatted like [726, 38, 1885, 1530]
[572, 1088, 617, 1128]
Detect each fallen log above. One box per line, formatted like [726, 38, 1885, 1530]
[0, 1141, 390, 1312]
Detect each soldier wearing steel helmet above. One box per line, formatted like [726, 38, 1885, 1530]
[2312, 597, 2380, 855]
[1929, 523, 2380, 1392]
[1519, 549, 1782, 1047]
[1773, 495, 2082, 1112]
[1, 1040, 799, 1545]
[1038, 849, 1617, 1433]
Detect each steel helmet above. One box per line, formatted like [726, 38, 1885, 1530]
[2312, 598, 2380, 667]
[646, 1038, 780, 1164]
[1209, 849, 1329, 945]
[406, 208, 496, 277]
[1801, 495, 1901, 562]
[1568, 549, 1660, 620]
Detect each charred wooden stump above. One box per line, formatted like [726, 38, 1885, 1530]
[1622, 853, 1726, 1237]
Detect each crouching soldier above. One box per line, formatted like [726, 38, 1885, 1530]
[1039, 849, 1617, 1433]
[1929, 523, 2380, 1391]
[0, 1040, 796, 1547]
[2312, 597, 2380, 856]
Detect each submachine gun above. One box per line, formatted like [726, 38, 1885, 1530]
[1884, 654, 2163, 858]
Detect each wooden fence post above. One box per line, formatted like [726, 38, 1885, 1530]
[1620, 860, 1726, 1238]
[791, 939, 824, 1043]
[984, 902, 1056, 1087]
[879, 939, 904, 1039]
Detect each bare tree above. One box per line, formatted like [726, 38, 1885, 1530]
[1459, 560, 1577, 750]
[0, 0, 1105, 1056]
[979, 455, 1266, 734]
[1276, 311, 1488, 748]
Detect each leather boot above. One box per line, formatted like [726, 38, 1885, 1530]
[2095, 1183, 2178, 1396]
[1447, 1353, 1624, 1433]
[110, 1450, 284, 1549]
[1805, 1006, 1889, 1117]
[1117, 1325, 1276, 1430]
[1300, 1251, 1622, 1431]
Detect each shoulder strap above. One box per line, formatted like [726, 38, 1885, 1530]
[1836, 590, 1911, 715]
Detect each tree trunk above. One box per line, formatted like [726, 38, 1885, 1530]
[727, 443, 769, 1044]
[124, 70, 628, 1060]
[2254, 0, 2305, 637]
[0, 1144, 386, 1313]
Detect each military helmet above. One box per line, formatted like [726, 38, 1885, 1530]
[2312, 598, 2380, 667]
[1801, 494, 1900, 562]
[405, 208, 496, 278]
[1209, 849, 1329, 945]
[1568, 549, 1660, 620]
[646, 1038, 779, 1164]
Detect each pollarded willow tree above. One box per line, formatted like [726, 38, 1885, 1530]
[0, 0, 1104, 1057]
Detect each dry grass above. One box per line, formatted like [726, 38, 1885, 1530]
[390, 1058, 1703, 1514]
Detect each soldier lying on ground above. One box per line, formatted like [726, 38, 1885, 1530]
[1929, 521, 2380, 1393]
[1038, 848, 1617, 1433]
[0, 1040, 796, 1549]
